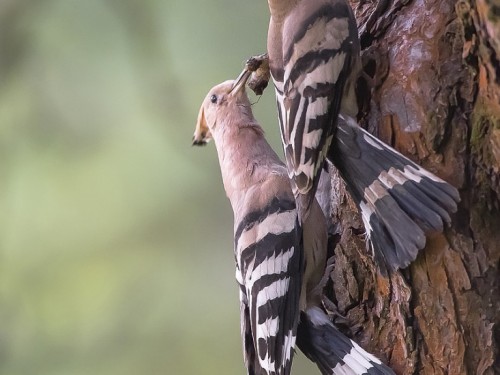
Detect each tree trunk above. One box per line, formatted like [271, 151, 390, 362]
[325, 1, 500, 374]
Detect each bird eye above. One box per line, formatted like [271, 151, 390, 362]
[210, 94, 217, 104]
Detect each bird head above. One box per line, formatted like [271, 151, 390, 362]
[192, 69, 252, 146]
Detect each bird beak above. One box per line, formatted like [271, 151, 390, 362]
[229, 68, 252, 97]
[192, 106, 211, 146]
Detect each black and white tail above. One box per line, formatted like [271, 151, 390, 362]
[329, 116, 460, 274]
[297, 307, 395, 375]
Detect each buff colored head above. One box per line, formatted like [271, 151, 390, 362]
[192, 69, 253, 146]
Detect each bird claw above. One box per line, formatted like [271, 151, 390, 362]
[316, 256, 353, 327]
[322, 295, 350, 325]
[311, 253, 336, 297]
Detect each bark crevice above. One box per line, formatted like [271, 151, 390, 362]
[326, 1, 500, 373]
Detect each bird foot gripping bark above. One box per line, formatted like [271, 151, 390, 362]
[310, 254, 350, 326]
[244, 53, 271, 95]
[311, 253, 336, 298]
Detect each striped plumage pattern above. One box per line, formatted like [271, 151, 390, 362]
[234, 196, 302, 375]
[193, 78, 396, 374]
[330, 116, 460, 274]
[266, 0, 460, 273]
[297, 307, 394, 375]
[193, 78, 303, 375]
[270, 1, 358, 221]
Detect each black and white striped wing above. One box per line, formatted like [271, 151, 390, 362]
[330, 116, 460, 273]
[234, 197, 303, 375]
[275, 2, 357, 219]
[297, 307, 396, 375]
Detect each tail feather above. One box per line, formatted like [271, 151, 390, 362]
[329, 116, 460, 273]
[297, 307, 395, 375]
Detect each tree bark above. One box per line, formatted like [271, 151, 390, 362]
[325, 1, 500, 374]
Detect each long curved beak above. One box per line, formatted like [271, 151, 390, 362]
[228, 68, 252, 96]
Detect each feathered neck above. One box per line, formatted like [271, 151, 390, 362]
[211, 111, 281, 207]
[267, 0, 299, 21]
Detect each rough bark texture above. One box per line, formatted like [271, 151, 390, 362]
[324, 1, 500, 374]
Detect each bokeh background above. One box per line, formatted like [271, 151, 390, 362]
[0, 0, 317, 374]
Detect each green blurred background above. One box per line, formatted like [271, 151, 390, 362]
[0, 0, 317, 374]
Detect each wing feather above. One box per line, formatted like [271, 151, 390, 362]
[275, 2, 357, 219]
[239, 285, 257, 375]
[235, 196, 302, 375]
